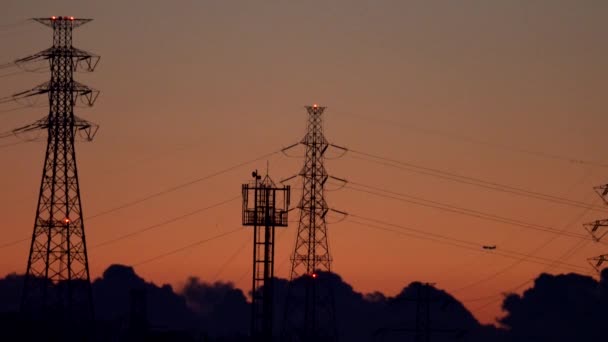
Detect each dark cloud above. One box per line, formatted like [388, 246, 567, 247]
[93, 264, 195, 333]
[181, 276, 249, 337]
[1, 265, 607, 341]
[0, 273, 22, 313]
[499, 269, 608, 342]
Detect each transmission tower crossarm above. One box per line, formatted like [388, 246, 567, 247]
[33, 17, 92, 28]
[12, 117, 49, 134]
[583, 219, 608, 242]
[11, 81, 100, 106]
[15, 46, 100, 70]
[588, 254, 608, 272]
[593, 184, 608, 205]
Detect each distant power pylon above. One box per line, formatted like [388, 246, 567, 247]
[281, 105, 344, 342]
[374, 282, 465, 342]
[14, 16, 100, 336]
[242, 170, 291, 341]
[585, 184, 608, 272]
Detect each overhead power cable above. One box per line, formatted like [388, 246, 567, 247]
[86, 149, 281, 220]
[132, 228, 245, 267]
[348, 214, 589, 273]
[0, 149, 281, 249]
[91, 196, 240, 249]
[335, 111, 608, 168]
[451, 196, 596, 295]
[340, 180, 595, 241]
[347, 148, 605, 212]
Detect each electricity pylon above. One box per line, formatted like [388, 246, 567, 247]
[585, 184, 608, 272]
[14, 16, 100, 336]
[281, 105, 341, 342]
[242, 170, 290, 341]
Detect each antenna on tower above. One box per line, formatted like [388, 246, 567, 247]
[242, 170, 290, 341]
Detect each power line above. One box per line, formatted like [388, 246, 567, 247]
[341, 180, 595, 241]
[459, 278, 534, 304]
[0, 149, 281, 249]
[453, 191, 597, 306]
[0, 69, 26, 78]
[0, 105, 31, 115]
[348, 214, 589, 273]
[451, 195, 597, 294]
[0, 19, 29, 30]
[0, 140, 29, 149]
[132, 227, 245, 267]
[0, 129, 16, 139]
[211, 233, 252, 281]
[336, 111, 608, 168]
[0, 236, 30, 248]
[91, 196, 240, 249]
[0, 61, 17, 70]
[347, 148, 605, 212]
[86, 149, 281, 220]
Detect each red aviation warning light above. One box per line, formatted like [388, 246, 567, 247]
[70, 16, 75, 21]
[311, 273, 317, 279]
[64, 218, 70, 224]
[51, 16, 56, 20]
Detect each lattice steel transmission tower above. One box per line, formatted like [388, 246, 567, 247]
[282, 104, 339, 342]
[15, 16, 100, 332]
[242, 170, 291, 341]
[585, 184, 608, 272]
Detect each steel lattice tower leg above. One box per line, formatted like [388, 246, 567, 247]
[282, 105, 338, 342]
[18, 17, 100, 338]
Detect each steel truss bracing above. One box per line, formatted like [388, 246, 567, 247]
[18, 16, 99, 336]
[282, 105, 338, 342]
[243, 171, 290, 341]
[586, 184, 608, 272]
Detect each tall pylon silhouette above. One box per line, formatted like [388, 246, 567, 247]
[585, 184, 608, 271]
[14, 16, 100, 338]
[282, 104, 339, 342]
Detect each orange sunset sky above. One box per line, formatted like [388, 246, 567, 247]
[1, 0, 607, 325]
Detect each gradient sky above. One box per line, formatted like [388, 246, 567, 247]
[1, 0, 607, 325]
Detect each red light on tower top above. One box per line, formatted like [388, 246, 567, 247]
[311, 273, 317, 279]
